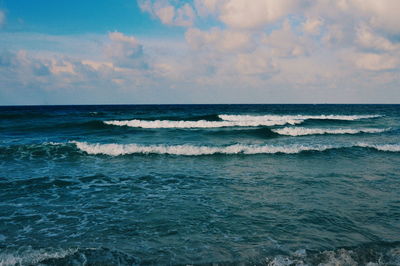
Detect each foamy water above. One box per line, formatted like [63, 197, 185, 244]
[104, 114, 382, 129]
[272, 127, 389, 136]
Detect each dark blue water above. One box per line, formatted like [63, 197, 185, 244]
[0, 104, 399, 265]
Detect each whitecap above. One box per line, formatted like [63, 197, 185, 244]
[71, 141, 400, 156]
[219, 114, 382, 122]
[71, 141, 336, 156]
[104, 119, 302, 128]
[104, 114, 382, 129]
[0, 247, 77, 266]
[272, 127, 389, 136]
[357, 143, 400, 152]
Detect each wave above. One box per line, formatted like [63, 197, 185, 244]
[264, 242, 400, 266]
[0, 247, 77, 266]
[0, 247, 137, 265]
[2, 142, 398, 159]
[104, 114, 382, 129]
[134, 114, 222, 121]
[219, 114, 382, 122]
[104, 119, 302, 128]
[272, 127, 389, 136]
[71, 141, 339, 156]
[71, 141, 400, 156]
[358, 143, 400, 152]
[1, 242, 399, 265]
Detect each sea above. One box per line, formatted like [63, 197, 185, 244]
[0, 104, 399, 265]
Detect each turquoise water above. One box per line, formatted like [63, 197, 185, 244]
[0, 104, 399, 265]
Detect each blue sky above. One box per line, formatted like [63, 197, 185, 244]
[3, 0, 149, 34]
[0, 0, 400, 104]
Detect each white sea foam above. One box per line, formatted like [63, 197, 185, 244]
[357, 143, 400, 152]
[104, 119, 302, 128]
[0, 248, 77, 266]
[104, 114, 381, 129]
[265, 247, 393, 266]
[272, 127, 389, 136]
[72, 141, 400, 156]
[219, 114, 382, 122]
[72, 141, 335, 156]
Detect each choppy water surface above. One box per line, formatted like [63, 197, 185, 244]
[0, 104, 399, 265]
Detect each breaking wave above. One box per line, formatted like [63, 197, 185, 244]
[1, 242, 399, 265]
[218, 114, 382, 121]
[264, 242, 400, 266]
[72, 141, 336, 156]
[272, 127, 389, 136]
[2, 142, 399, 159]
[71, 141, 400, 156]
[0, 247, 78, 266]
[0, 247, 137, 265]
[104, 114, 382, 129]
[104, 119, 302, 128]
[358, 143, 400, 152]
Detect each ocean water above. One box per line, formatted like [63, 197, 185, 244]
[0, 104, 399, 265]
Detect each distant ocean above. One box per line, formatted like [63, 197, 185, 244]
[0, 104, 399, 265]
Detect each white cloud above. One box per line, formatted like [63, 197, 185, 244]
[194, 0, 220, 16]
[322, 24, 346, 47]
[235, 50, 277, 76]
[105, 32, 147, 69]
[50, 59, 76, 75]
[175, 4, 196, 27]
[154, 5, 175, 25]
[185, 27, 252, 52]
[356, 25, 399, 52]
[138, 0, 195, 27]
[302, 17, 323, 35]
[262, 20, 310, 57]
[0, 33, 154, 102]
[347, 0, 400, 34]
[304, 0, 400, 35]
[353, 52, 399, 71]
[218, 0, 296, 29]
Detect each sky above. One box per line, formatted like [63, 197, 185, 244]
[0, 0, 399, 105]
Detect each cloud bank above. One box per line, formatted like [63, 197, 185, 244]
[1, 0, 400, 104]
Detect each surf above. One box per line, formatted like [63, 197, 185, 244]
[272, 127, 390, 136]
[103, 119, 303, 128]
[70, 141, 400, 156]
[104, 114, 382, 129]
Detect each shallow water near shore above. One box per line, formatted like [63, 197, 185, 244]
[0, 104, 399, 265]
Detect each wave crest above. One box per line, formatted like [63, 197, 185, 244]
[104, 114, 382, 129]
[72, 141, 336, 156]
[104, 119, 302, 128]
[272, 127, 389, 136]
[0, 247, 77, 266]
[72, 141, 400, 156]
[265, 243, 400, 266]
[2, 142, 399, 159]
[0, 247, 137, 265]
[219, 114, 382, 121]
[358, 143, 400, 152]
